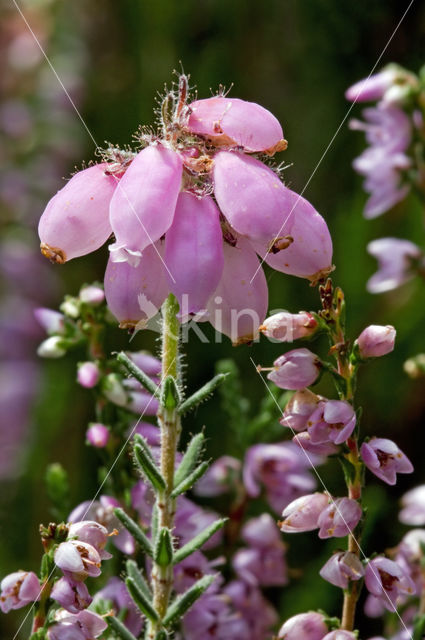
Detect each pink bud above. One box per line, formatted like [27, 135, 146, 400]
[280, 493, 329, 533]
[77, 362, 100, 388]
[104, 243, 168, 329]
[345, 68, 399, 102]
[207, 237, 268, 345]
[355, 324, 396, 358]
[68, 520, 111, 560]
[317, 497, 362, 538]
[86, 423, 109, 448]
[268, 348, 321, 390]
[79, 285, 105, 306]
[278, 612, 328, 640]
[165, 192, 224, 313]
[187, 96, 287, 155]
[213, 152, 294, 244]
[260, 311, 318, 342]
[252, 194, 333, 281]
[39, 164, 117, 264]
[34, 308, 65, 334]
[323, 632, 357, 640]
[0, 571, 40, 613]
[109, 145, 182, 263]
[319, 551, 364, 589]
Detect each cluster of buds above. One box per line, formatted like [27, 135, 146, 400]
[38, 73, 334, 344]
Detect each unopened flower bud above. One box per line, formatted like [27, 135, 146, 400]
[79, 285, 105, 306]
[60, 297, 80, 319]
[34, 308, 65, 335]
[102, 373, 127, 406]
[322, 632, 357, 640]
[267, 348, 321, 390]
[260, 311, 318, 342]
[404, 353, 425, 379]
[77, 362, 100, 388]
[278, 611, 328, 639]
[86, 423, 109, 448]
[355, 324, 396, 358]
[37, 336, 66, 358]
[280, 493, 329, 533]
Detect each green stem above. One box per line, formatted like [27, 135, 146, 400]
[148, 295, 181, 639]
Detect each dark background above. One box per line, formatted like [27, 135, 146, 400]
[1, 1, 425, 637]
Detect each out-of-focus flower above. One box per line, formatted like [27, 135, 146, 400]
[37, 335, 67, 358]
[77, 362, 100, 388]
[345, 67, 402, 103]
[322, 632, 357, 640]
[399, 485, 425, 525]
[277, 611, 328, 639]
[34, 308, 65, 334]
[319, 551, 364, 588]
[355, 325, 396, 358]
[361, 438, 413, 485]
[307, 400, 356, 446]
[260, 311, 318, 342]
[243, 442, 317, 513]
[174, 551, 218, 594]
[182, 591, 250, 640]
[267, 348, 321, 390]
[317, 497, 362, 538]
[280, 492, 329, 533]
[194, 456, 241, 497]
[50, 577, 92, 613]
[94, 577, 142, 636]
[174, 497, 223, 550]
[47, 609, 107, 640]
[396, 529, 425, 590]
[365, 556, 415, 611]
[0, 571, 40, 613]
[224, 580, 278, 639]
[367, 238, 424, 294]
[79, 285, 105, 306]
[86, 423, 110, 448]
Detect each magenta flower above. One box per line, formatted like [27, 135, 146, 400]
[126, 351, 161, 376]
[54, 540, 102, 581]
[365, 556, 415, 611]
[307, 400, 356, 446]
[224, 580, 278, 639]
[355, 324, 396, 358]
[187, 95, 287, 154]
[86, 423, 110, 448]
[39, 163, 117, 264]
[243, 442, 317, 513]
[182, 591, 250, 640]
[280, 389, 321, 432]
[260, 311, 318, 342]
[174, 497, 223, 550]
[0, 570, 40, 613]
[399, 485, 425, 525]
[345, 68, 401, 103]
[322, 632, 357, 640]
[67, 520, 112, 560]
[319, 551, 364, 588]
[34, 307, 65, 334]
[77, 362, 100, 388]
[268, 348, 321, 390]
[174, 551, 216, 594]
[277, 611, 328, 640]
[94, 577, 143, 636]
[47, 609, 107, 640]
[194, 456, 241, 497]
[317, 497, 362, 538]
[367, 237, 424, 294]
[280, 493, 329, 533]
[50, 577, 92, 613]
[360, 438, 413, 485]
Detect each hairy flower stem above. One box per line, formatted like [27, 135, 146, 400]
[321, 280, 363, 631]
[148, 294, 181, 639]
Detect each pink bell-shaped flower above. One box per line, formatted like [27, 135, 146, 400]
[165, 192, 224, 314]
[187, 96, 287, 155]
[39, 163, 117, 263]
[104, 243, 168, 329]
[109, 144, 182, 264]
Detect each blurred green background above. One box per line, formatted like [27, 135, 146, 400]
[1, 0, 425, 637]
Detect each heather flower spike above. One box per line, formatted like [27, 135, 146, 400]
[39, 163, 117, 263]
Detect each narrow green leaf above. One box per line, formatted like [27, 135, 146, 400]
[173, 433, 204, 487]
[171, 461, 209, 498]
[163, 575, 215, 626]
[173, 519, 227, 564]
[126, 577, 159, 622]
[178, 374, 228, 415]
[134, 443, 166, 492]
[116, 352, 159, 397]
[107, 615, 139, 640]
[126, 559, 151, 599]
[154, 528, 174, 567]
[133, 433, 156, 465]
[161, 375, 180, 410]
[114, 508, 153, 557]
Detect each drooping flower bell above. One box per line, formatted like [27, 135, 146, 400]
[38, 74, 333, 343]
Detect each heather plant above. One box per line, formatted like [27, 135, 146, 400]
[2, 70, 425, 640]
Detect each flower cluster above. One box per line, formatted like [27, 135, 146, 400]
[38, 74, 333, 344]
